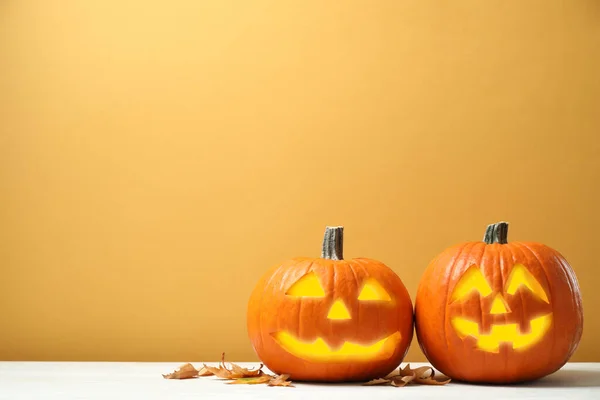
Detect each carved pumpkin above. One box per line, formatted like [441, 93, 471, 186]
[247, 226, 414, 382]
[415, 222, 584, 383]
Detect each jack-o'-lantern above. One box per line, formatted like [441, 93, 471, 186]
[247, 226, 414, 382]
[415, 221, 584, 383]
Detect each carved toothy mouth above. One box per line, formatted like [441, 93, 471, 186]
[451, 313, 553, 353]
[271, 331, 401, 362]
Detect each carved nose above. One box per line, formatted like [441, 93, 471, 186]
[327, 299, 351, 320]
[489, 294, 511, 314]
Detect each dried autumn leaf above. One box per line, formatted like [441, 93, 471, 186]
[204, 353, 266, 380]
[203, 352, 234, 379]
[415, 376, 452, 385]
[230, 362, 264, 378]
[398, 363, 413, 376]
[227, 375, 272, 385]
[162, 363, 204, 379]
[203, 364, 234, 379]
[413, 366, 434, 379]
[268, 374, 294, 387]
[399, 364, 451, 386]
[363, 378, 391, 386]
[197, 366, 214, 377]
[391, 374, 415, 387]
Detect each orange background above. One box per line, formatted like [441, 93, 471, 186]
[1, 0, 599, 362]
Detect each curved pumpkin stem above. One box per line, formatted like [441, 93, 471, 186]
[321, 226, 344, 260]
[483, 221, 509, 244]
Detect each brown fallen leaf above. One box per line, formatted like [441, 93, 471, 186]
[401, 364, 451, 385]
[363, 378, 391, 386]
[230, 362, 264, 378]
[162, 363, 207, 379]
[268, 374, 294, 387]
[415, 376, 452, 385]
[203, 364, 234, 379]
[390, 374, 415, 387]
[203, 353, 266, 380]
[365, 364, 451, 387]
[228, 375, 273, 385]
[197, 366, 214, 377]
[412, 366, 434, 379]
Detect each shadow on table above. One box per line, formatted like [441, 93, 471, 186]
[516, 369, 600, 388]
[448, 369, 600, 388]
[292, 369, 600, 388]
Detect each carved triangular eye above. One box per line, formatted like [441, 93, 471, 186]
[505, 264, 549, 303]
[451, 265, 493, 302]
[357, 278, 391, 301]
[286, 272, 325, 297]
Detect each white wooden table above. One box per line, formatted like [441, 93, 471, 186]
[0, 362, 598, 399]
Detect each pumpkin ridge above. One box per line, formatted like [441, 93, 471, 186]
[297, 260, 317, 343]
[548, 248, 584, 363]
[477, 241, 491, 378]
[442, 241, 473, 377]
[514, 241, 556, 379]
[255, 260, 302, 362]
[346, 260, 361, 343]
[503, 242, 524, 380]
[517, 242, 567, 372]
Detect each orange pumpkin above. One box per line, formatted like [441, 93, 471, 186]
[247, 226, 414, 382]
[415, 222, 584, 383]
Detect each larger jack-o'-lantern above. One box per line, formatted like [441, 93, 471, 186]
[415, 222, 584, 383]
[247, 226, 414, 382]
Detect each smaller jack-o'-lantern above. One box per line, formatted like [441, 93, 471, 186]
[247, 226, 414, 382]
[415, 222, 584, 383]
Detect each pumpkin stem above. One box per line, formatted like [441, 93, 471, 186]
[483, 221, 509, 244]
[321, 226, 344, 260]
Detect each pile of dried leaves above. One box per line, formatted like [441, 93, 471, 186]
[162, 353, 293, 387]
[163, 354, 450, 388]
[364, 364, 451, 387]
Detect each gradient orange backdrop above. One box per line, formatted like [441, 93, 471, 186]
[1, 0, 599, 362]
